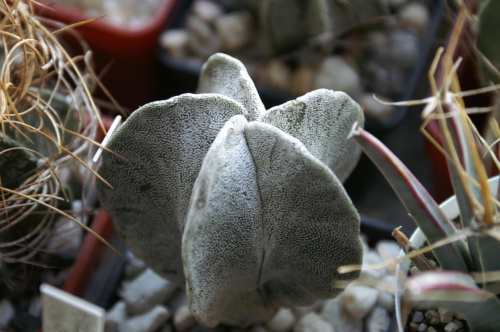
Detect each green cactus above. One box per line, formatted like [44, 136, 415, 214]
[349, 47, 500, 331]
[97, 53, 364, 327]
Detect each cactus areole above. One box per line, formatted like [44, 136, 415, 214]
[97, 53, 364, 327]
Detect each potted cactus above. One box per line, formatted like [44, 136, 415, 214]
[96, 53, 366, 328]
[347, 29, 500, 331]
[0, 0, 116, 294]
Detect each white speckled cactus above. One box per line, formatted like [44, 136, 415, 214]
[97, 53, 364, 328]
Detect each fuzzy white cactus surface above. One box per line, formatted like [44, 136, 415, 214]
[97, 53, 364, 328]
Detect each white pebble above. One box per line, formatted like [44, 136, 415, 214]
[121, 305, 171, 332]
[160, 30, 190, 60]
[124, 252, 147, 280]
[215, 12, 254, 52]
[321, 298, 363, 332]
[365, 307, 390, 332]
[192, 0, 225, 24]
[122, 269, 177, 315]
[173, 304, 197, 332]
[105, 301, 127, 332]
[390, 31, 418, 69]
[376, 291, 394, 313]
[340, 285, 379, 320]
[398, 3, 430, 33]
[265, 308, 296, 332]
[313, 56, 361, 98]
[294, 312, 333, 332]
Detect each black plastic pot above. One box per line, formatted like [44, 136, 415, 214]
[157, 0, 445, 133]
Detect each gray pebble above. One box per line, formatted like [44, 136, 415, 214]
[294, 312, 333, 332]
[425, 310, 439, 325]
[105, 301, 126, 332]
[438, 307, 454, 324]
[0, 299, 15, 329]
[376, 291, 394, 313]
[444, 321, 460, 332]
[121, 305, 170, 332]
[411, 311, 424, 324]
[122, 269, 177, 315]
[365, 307, 390, 332]
[124, 253, 147, 280]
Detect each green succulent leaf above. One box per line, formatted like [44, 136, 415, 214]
[405, 270, 500, 331]
[351, 124, 470, 272]
[258, 89, 363, 182]
[97, 94, 248, 285]
[196, 53, 266, 120]
[183, 116, 362, 327]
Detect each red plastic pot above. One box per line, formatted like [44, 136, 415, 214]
[29, 0, 179, 111]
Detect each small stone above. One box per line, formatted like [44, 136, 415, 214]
[365, 307, 390, 332]
[376, 291, 394, 313]
[124, 252, 147, 280]
[122, 269, 177, 315]
[187, 15, 220, 58]
[292, 302, 323, 319]
[160, 30, 190, 60]
[452, 319, 463, 329]
[398, 3, 429, 33]
[390, 31, 418, 69]
[266, 308, 296, 332]
[106, 301, 126, 332]
[262, 59, 292, 93]
[340, 285, 379, 319]
[174, 304, 197, 332]
[313, 56, 361, 98]
[121, 305, 170, 332]
[294, 312, 333, 332]
[192, 0, 224, 24]
[0, 299, 15, 329]
[215, 12, 254, 52]
[438, 307, 454, 324]
[417, 323, 427, 332]
[444, 321, 460, 332]
[425, 310, 440, 325]
[427, 327, 438, 332]
[359, 94, 395, 124]
[291, 66, 314, 96]
[411, 311, 424, 324]
[454, 312, 466, 320]
[321, 297, 363, 332]
[361, 250, 386, 280]
[375, 240, 402, 261]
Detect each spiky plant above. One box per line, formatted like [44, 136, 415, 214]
[342, 10, 500, 332]
[0, 0, 113, 288]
